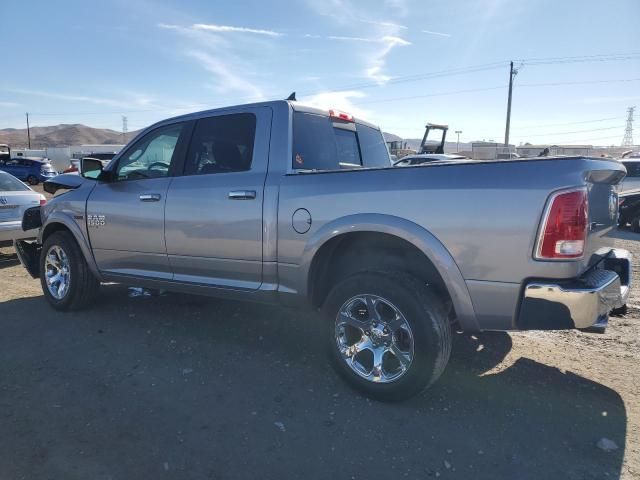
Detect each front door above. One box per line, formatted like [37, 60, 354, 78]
[164, 108, 271, 290]
[86, 122, 188, 279]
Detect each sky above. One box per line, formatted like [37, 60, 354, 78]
[1, 0, 639, 146]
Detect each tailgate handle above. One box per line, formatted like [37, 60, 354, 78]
[139, 193, 161, 202]
[228, 190, 256, 200]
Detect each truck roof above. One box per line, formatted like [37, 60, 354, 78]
[140, 100, 380, 137]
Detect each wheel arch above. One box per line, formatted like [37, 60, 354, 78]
[302, 214, 479, 332]
[39, 214, 102, 280]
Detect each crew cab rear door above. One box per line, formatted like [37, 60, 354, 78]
[86, 122, 189, 279]
[163, 107, 271, 290]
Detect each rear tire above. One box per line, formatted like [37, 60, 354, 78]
[323, 271, 451, 401]
[40, 231, 99, 311]
[632, 216, 640, 233]
[27, 175, 38, 186]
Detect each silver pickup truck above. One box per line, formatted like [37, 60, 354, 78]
[15, 100, 632, 400]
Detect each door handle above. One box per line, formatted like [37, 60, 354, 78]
[228, 190, 256, 200]
[139, 193, 161, 202]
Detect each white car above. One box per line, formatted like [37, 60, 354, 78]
[393, 153, 468, 166]
[0, 171, 46, 245]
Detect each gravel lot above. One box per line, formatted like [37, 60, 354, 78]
[0, 210, 638, 479]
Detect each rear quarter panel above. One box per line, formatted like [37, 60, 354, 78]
[277, 157, 624, 287]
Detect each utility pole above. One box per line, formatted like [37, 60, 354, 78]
[504, 61, 519, 147]
[25, 112, 31, 149]
[455, 130, 462, 152]
[122, 116, 128, 143]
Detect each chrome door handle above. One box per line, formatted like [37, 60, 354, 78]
[228, 190, 256, 200]
[139, 193, 161, 202]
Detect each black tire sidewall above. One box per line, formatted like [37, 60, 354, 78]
[40, 232, 83, 309]
[27, 175, 38, 185]
[323, 272, 450, 401]
[633, 216, 640, 233]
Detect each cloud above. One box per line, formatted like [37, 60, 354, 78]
[301, 90, 371, 119]
[192, 23, 284, 37]
[328, 35, 376, 42]
[3, 87, 137, 109]
[0, 101, 19, 108]
[423, 29, 452, 38]
[366, 36, 411, 84]
[186, 51, 264, 100]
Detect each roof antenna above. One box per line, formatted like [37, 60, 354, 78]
[286, 91, 296, 101]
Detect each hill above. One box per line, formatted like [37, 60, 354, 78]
[0, 124, 140, 148]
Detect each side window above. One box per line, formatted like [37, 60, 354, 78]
[357, 124, 391, 168]
[184, 113, 256, 175]
[623, 162, 640, 178]
[115, 124, 183, 181]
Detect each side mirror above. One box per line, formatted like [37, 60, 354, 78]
[81, 157, 104, 179]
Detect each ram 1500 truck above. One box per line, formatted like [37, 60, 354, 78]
[15, 100, 632, 400]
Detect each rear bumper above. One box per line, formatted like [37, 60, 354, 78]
[518, 249, 631, 330]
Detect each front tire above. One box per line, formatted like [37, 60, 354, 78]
[323, 272, 451, 401]
[40, 231, 99, 310]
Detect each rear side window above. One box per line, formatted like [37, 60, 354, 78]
[357, 124, 391, 168]
[293, 112, 390, 171]
[185, 113, 256, 175]
[623, 162, 640, 177]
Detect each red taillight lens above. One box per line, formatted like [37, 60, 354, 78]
[329, 109, 354, 122]
[40, 198, 47, 206]
[536, 189, 588, 260]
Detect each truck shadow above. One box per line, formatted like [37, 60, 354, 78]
[0, 287, 627, 480]
[0, 250, 19, 270]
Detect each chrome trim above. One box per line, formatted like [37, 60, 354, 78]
[519, 252, 631, 330]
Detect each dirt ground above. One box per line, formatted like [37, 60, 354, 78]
[0, 214, 639, 479]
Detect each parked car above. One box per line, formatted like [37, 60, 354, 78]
[618, 188, 640, 231]
[619, 159, 640, 193]
[393, 153, 467, 166]
[0, 157, 58, 185]
[0, 170, 46, 246]
[15, 100, 631, 401]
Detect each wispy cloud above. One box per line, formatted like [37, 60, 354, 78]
[0, 101, 19, 108]
[301, 90, 371, 119]
[423, 29, 452, 38]
[328, 35, 376, 42]
[366, 36, 411, 84]
[192, 23, 284, 37]
[3, 87, 136, 108]
[186, 51, 264, 100]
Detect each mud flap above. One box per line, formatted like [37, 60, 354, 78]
[14, 240, 41, 278]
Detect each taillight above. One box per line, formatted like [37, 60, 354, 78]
[39, 197, 47, 206]
[535, 188, 588, 260]
[329, 109, 354, 122]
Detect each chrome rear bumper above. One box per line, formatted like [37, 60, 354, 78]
[518, 249, 631, 330]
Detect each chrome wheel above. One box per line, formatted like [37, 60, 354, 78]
[335, 294, 414, 383]
[44, 245, 71, 300]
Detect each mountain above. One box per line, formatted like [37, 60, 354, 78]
[0, 124, 140, 148]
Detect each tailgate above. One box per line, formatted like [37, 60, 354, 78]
[584, 160, 626, 264]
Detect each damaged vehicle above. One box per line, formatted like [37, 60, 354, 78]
[15, 100, 632, 400]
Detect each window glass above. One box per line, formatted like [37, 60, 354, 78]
[185, 113, 256, 175]
[623, 162, 640, 177]
[334, 129, 361, 166]
[0, 173, 29, 191]
[115, 124, 183, 181]
[293, 112, 339, 170]
[357, 124, 391, 168]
